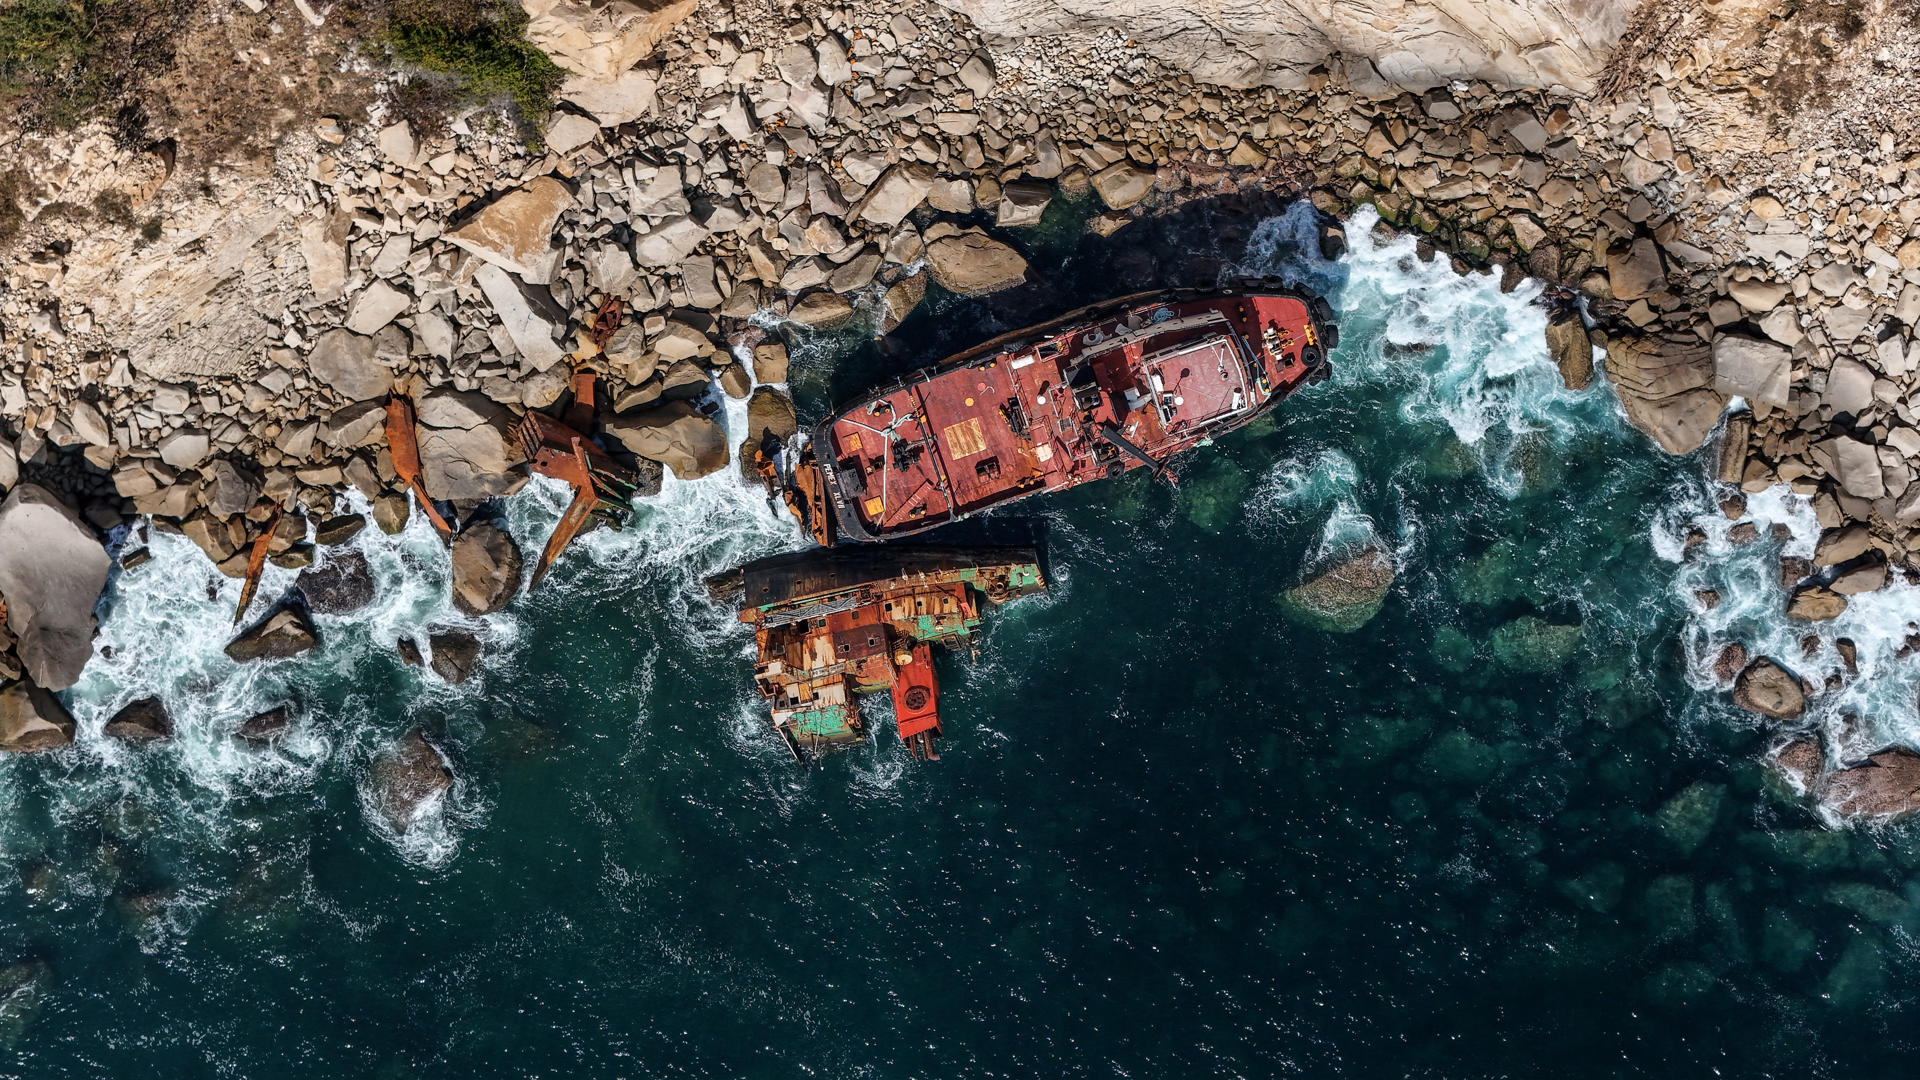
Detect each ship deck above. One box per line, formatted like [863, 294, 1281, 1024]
[822, 291, 1319, 540]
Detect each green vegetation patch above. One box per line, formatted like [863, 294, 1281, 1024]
[384, 0, 565, 141]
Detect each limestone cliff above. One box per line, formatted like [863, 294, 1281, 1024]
[932, 0, 1630, 93]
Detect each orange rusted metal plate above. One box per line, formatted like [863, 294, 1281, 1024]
[384, 396, 453, 541]
[234, 508, 283, 625]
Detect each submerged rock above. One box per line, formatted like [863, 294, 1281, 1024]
[0, 959, 50, 1048]
[297, 550, 376, 615]
[226, 609, 319, 663]
[1489, 615, 1582, 673]
[1732, 657, 1806, 719]
[1278, 547, 1395, 633]
[1654, 782, 1725, 855]
[103, 697, 172, 741]
[449, 524, 522, 616]
[0, 484, 110, 690]
[370, 730, 453, 834]
[0, 680, 75, 752]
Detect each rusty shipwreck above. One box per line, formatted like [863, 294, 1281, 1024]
[782, 284, 1336, 545]
[719, 546, 1046, 761]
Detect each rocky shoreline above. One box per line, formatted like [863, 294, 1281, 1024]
[0, 0, 1918, 816]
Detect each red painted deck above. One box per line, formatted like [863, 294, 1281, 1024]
[819, 291, 1323, 540]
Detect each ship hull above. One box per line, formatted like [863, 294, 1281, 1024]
[805, 284, 1334, 545]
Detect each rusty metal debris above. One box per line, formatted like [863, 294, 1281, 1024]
[724, 546, 1046, 762]
[233, 508, 283, 625]
[384, 395, 454, 542]
[513, 369, 643, 588]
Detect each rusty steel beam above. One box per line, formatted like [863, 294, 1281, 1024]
[384, 396, 454, 541]
[233, 508, 283, 626]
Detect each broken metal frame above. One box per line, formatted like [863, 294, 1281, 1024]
[385, 396, 455, 541]
[514, 369, 643, 589]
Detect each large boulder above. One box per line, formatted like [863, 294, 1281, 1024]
[225, 609, 319, 663]
[307, 329, 393, 402]
[926, 231, 1029, 296]
[931, 0, 1624, 94]
[473, 264, 566, 370]
[522, 0, 695, 81]
[428, 629, 483, 684]
[414, 389, 529, 502]
[444, 176, 573, 277]
[1786, 584, 1847, 622]
[1278, 546, 1394, 632]
[1732, 657, 1805, 719]
[369, 730, 453, 833]
[0, 484, 110, 691]
[203, 459, 262, 519]
[449, 524, 522, 616]
[1769, 738, 1824, 793]
[1545, 315, 1592, 390]
[0, 680, 74, 752]
[1090, 162, 1156, 210]
[1601, 333, 1725, 455]
[103, 697, 172, 741]
[604, 402, 729, 480]
[1711, 333, 1792, 408]
[854, 164, 936, 227]
[297, 551, 376, 615]
[738, 388, 799, 479]
[1819, 748, 1920, 820]
[1606, 238, 1666, 301]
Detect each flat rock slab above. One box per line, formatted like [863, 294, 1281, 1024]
[445, 176, 573, 278]
[0, 484, 109, 691]
[226, 609, 319, 663]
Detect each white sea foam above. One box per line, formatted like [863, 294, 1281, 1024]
[44, 361, 810, 866]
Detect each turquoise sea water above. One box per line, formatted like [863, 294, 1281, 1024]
[7, 205, 1920, 1075]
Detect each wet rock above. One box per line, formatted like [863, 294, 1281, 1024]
[225, 609, 318, 663]
[103, 697, 172, 741]
[449, 524, 522, 616]
[0, 484, 110, 690]
[1830, 559, 1888, 595]
[1779, 556, 1812, 589]
[428, 629, 482, 684]
[1694, 588, 1720, 610]
[314, 513, 366, 546]
[296, 550, 375, 615]
[603, 401, 728, 480]
[1815, 525, 1871, 566]
[369, 730, 453, 834]
[1786, 584, 1846, 622]
[1489, 615, 1582, 673]
[1727, 522, 1758, 546]
[789, 291, 855, 329]
[1278, 546, 1394, 633]
[1820, 747, 1920, 820]
[1711, 642, 1747, 683]
[372, 493, 410, 534]
[1770, 738, 1824, 793]
[235, 704, 291, 744]
[751, 343, 789, 384]
[0, 680, 74, 752]
[925, 231, 1028, 296]
[1732, 657, 1806, 719]
[738, 387, 798, 479]
[397, 637, 423, 667]
[1545, 315, 1591, 390]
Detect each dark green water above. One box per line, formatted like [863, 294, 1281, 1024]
[6, 205, 1920, 1077]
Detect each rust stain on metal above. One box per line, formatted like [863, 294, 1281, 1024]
[513, 371, 642, 588]
[728, 547, 1047, 762]
[233, 508, 283, 626]
[384, 395, 454, 541]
